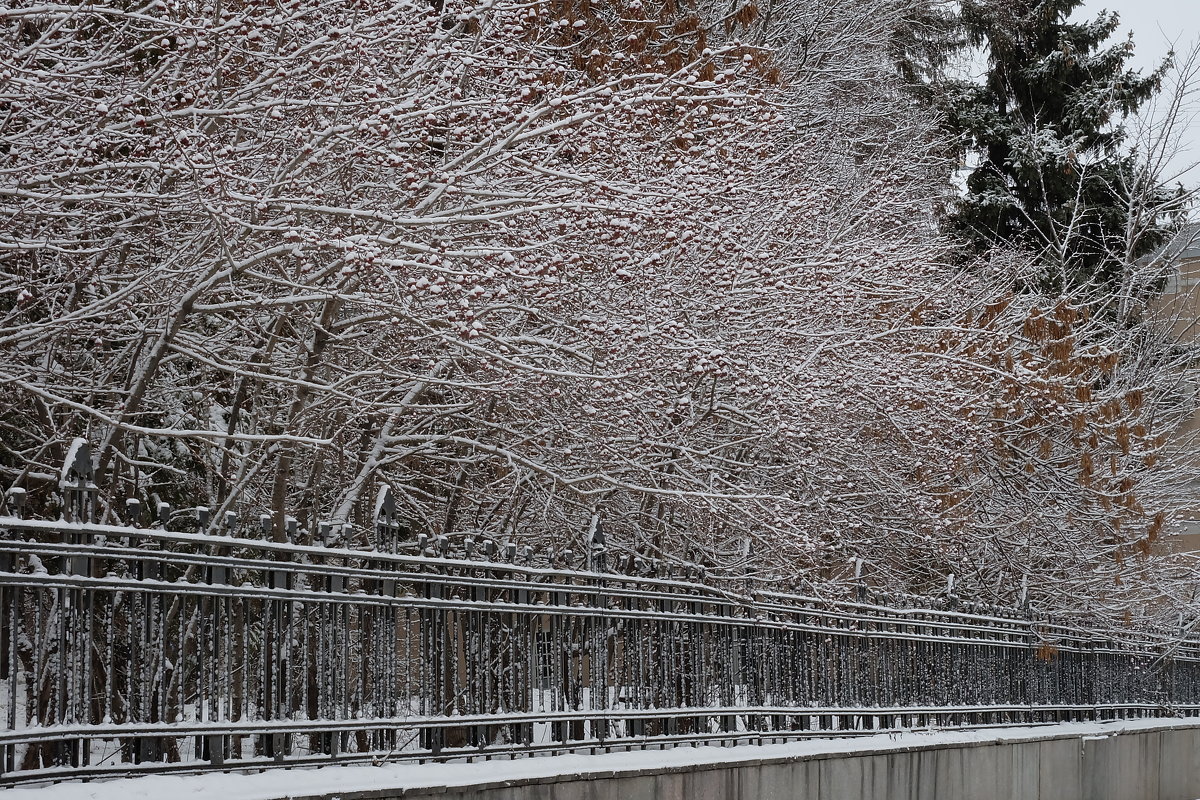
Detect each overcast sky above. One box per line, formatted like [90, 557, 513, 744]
[1075, 0, 1200, 189]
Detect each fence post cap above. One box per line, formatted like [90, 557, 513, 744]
[373, 485, 395, 522]
[4, 487, 26, 517]
[59, 438, 94, 488]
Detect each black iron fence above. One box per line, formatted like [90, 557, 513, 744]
[2, 444, 1200, 785]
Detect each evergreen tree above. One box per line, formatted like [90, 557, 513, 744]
[889, 1, 962, 104]
[945, 0, 1174, 291]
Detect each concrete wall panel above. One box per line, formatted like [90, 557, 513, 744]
[390, 723, 1200, 800]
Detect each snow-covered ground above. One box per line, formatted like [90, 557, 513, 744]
[7, 718, 1197, 800]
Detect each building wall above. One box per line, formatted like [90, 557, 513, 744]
[1153, 226, 1200, 553]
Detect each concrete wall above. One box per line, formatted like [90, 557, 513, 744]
[333, 724, 1200, 800]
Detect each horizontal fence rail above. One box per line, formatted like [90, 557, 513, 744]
[2, 452, 1199, 784]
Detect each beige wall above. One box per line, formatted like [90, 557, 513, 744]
[1157, 229, 1200, 552]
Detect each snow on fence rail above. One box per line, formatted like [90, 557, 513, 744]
[2, 445, 1200, 785]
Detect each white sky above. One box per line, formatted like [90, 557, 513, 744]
[1075, 0, 1200, 190]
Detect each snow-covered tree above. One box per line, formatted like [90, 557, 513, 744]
[1, 0, 1195, 623]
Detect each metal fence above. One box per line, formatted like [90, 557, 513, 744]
[2, 445, 1200, 785]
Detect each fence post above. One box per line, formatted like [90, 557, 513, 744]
[57, 439, 97, 769]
